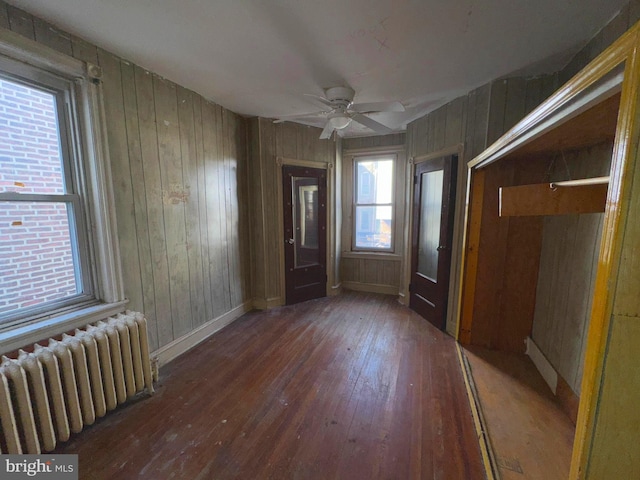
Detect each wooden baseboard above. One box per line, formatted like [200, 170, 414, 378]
[342, 281, 398, 295]
[525, 337, 558, 394]
[252, 296, 284, 310]
[556, 374, 580, 425]
[456, 343, 498, 480]
[153, 301, 252, 367]
[329, 283, 342, 296]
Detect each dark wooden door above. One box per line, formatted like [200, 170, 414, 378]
[410, 155, 457, 329]
[283, 165, 327, 305]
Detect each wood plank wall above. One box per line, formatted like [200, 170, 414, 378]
[406, 76, 557, 335]
[560, 0, 640, 85]
[532, 143, 612, 394]
[248, 119, 335, 307]
[340, 134, 405, 295]
[0, 1, 251, 352]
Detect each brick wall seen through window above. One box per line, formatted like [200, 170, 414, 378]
[0, 78, 77, 316]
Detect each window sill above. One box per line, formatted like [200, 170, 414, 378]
[0, 300, 128, 355]
[341, 251, 403, 261]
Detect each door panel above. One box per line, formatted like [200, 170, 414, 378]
[410, 155, 457, 329]
[283, 166, 327, 305]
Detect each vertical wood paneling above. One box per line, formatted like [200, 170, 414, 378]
[153, 76, 193, 338]
[193, 95, 215, 323]
[134, 66, 173, 347]
[0, 3, 8, 29]
[6, 5, 35, 40]
[97, 50, 144, 324]
[70, 36, 98, 65]
[33, 18, 72, 56]
[531, 142, 612, 393]
[177, 86, 206, 327]
[202, 102, 227, 316]
[120, 61, 158, 350]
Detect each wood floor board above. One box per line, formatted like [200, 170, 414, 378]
[55, 292, 485, 479]
[462, 345, 574, 480]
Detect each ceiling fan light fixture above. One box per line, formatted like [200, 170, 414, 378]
[327, 113, 352, 130]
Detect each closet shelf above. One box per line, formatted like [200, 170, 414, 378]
[499, 179, 608, 217]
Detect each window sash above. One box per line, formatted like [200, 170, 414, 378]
[0, 57, 94, 326]
[352, 156, 395, 252]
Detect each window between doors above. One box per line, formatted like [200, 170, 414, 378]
[0, 30, 124, 348]
[343, 147, 406, 256]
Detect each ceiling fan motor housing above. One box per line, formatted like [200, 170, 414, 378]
[325, 86, 355, 106]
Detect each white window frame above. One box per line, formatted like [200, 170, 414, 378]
[0, 28, 125, 354]
[352, 155, 396, 252]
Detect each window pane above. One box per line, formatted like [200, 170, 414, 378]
[356, 159, 393, 204]
[355, 205, 392, 249]
[292, 177, 320, 268]
[417, 170, 444, 280]
[0, 78, 65, 194]
[0, 201, 79, 317]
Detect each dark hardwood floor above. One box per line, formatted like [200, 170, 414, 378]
[56, 292, 486, 479]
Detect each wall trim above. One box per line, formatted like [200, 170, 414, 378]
[343, 145, 405, 156]
[252, 296, 284, 310]
[413, 143, 465, 164]
[342, 281, 398, 295]
[525, 336, 558, 394]
[153, 301, 252, 367]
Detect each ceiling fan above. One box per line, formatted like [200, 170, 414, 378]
[274, 86, 405, 139]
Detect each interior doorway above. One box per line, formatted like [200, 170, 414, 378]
[409, 155, 457, 329]
[282, 165, 327, 305]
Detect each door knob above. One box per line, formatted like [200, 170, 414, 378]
[287, 238, 295, 245]
[437, 245, 447, 251]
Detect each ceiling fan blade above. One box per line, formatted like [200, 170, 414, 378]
[350, 101, 405, 113]
[304, 93, 334, 110]
[351, 113, 393, 135]
[319, 121, 334, 140]
[273, 111, 326, 123]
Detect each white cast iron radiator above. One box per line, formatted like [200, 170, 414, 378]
[0, 311, 154, 454]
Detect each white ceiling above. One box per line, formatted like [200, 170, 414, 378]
[8, 0, 627, 137]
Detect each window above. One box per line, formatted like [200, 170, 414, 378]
[0, 30, 123, 343]
[353, 157, 394, 251]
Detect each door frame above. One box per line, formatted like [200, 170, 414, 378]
[402, 143, 466, 334]
[276, 156, 334, 304]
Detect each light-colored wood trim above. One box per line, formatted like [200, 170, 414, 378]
[458, 169, 485, 344]
[0, 300, 127, 355]
[80, 75, 125, 304]
[276, 156, 333, 304]
[499, 183, 607, 217]
[456, 344, 498, 480]
[152, 301, 252, 366]
[469, 23, 636, 170]
[340, 252, 403, 261]
[453, 165, 473, 340]
[341, 281, 399, 296]
[0, 25, 86, 78]
[342, 145, 404, 156]
[571, 30, 640, 480]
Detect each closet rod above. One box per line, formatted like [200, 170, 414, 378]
[550, 176, 610, 188]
